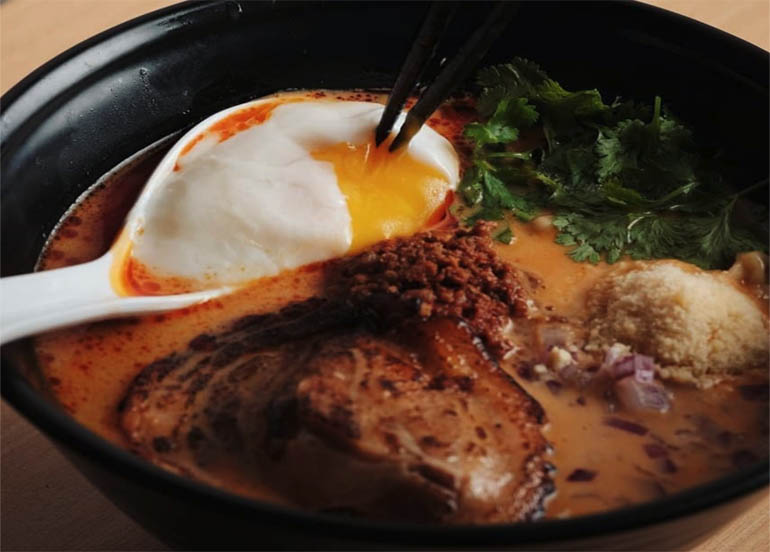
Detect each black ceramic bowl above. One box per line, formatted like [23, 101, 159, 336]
[2, 1, 768, 549]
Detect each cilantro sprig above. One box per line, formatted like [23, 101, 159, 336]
[459, 58, 768, 268]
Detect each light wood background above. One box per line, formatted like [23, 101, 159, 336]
[1, 1, 768, 550]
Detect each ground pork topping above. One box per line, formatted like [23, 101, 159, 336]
[327, 223, 531, 354]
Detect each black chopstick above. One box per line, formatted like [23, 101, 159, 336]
[374, 2, 457, 147]
[382, 1, 519, 153]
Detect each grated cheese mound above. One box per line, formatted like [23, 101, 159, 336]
[586, 261, 769, 387]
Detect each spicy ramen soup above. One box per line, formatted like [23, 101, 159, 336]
[33, 89, 769, 523]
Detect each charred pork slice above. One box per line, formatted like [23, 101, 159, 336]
[121, 310, 552, 523]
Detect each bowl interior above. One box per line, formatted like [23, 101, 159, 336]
[1, 0, 768, 546]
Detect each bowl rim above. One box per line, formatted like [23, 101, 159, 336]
[2, 0, 768, 545]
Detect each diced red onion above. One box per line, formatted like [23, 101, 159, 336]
[614, 377, 670, 413]
[610, 354, 656, 382]
[558, 363, 581, 385]
[690, 415, 734, 447]
[517, 364, 535, 381]
[643, 443, 668, 459]
[609, 355, 635, 379]
[600, 346, 658, 383]
[632, 355, 656, 384]
[604, 416, 649, 435]
[566, 468, 597, 482]
[659, 458, 678, 473]
[738, 384, 769, 402]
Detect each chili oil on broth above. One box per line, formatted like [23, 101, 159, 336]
[34, 89, 768, 518]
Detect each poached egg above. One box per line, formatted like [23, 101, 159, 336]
[118, 96, 459, 294]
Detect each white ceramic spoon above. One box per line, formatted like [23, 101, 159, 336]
[0, 102, 253, 345]
[0, 253, 230, 345]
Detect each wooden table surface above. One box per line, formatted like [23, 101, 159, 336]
[1, 1, 768, 550]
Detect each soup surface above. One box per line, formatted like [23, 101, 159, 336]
[34, 90, 768, 521]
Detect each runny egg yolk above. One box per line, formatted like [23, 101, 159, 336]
[312, 140, 451, 253]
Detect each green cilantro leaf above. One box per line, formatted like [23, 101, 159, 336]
[482, 170, 516, 209]
[458, 58, 768, 269]
[463, 97, 539, 148]
[458, 165, 483, 205]
[475, 58, 548, 116]
[553, 212, 628, 264]
[494, 225, 514, 245]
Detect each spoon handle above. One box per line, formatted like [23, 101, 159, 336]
[0, 255, 229, 345]
[0, 256, 119, 345]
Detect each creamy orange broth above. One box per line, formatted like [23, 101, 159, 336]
[34, 90, 768, 519]
[493, 225, 767, 517]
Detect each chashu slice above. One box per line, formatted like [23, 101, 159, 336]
[121, 305, 552, 523]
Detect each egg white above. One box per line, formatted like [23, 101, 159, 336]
[128, 99, 459, 285]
